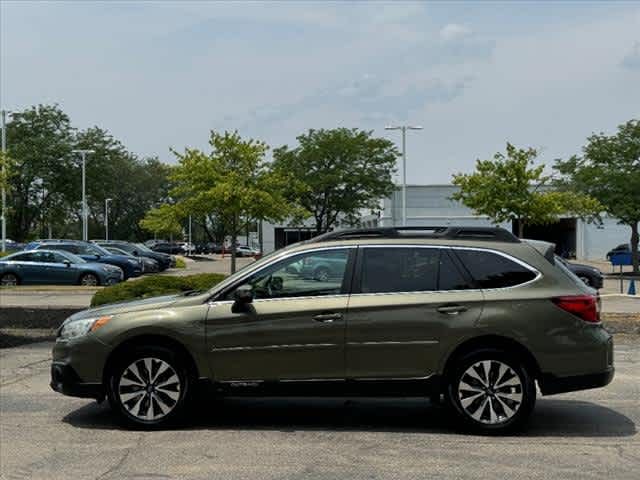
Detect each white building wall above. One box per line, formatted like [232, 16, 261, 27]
[380, 185, 629, 261]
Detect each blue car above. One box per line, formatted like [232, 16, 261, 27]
[25, 240, 142, 279]
[0, 249, 123, 286]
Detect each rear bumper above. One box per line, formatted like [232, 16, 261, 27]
[50, 362, 104, 399]
[539, 368, 614, 395]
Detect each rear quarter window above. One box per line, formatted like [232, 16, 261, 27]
[454, 249, 538, 289]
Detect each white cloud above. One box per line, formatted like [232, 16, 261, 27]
[440, 23, 472, 42]
[621, 42, 640, 69]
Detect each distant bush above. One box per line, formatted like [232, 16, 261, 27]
[174, 257, 187, 268]
[91, 273, 227, 307]
[0, 251, 9, 258]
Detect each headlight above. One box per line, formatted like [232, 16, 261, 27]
[58, 316, 112, 340]
[103, 265, 120, 272]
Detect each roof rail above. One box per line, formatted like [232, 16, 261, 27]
[310, 226, 520, 243]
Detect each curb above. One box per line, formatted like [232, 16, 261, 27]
[0, 307, 83, 329]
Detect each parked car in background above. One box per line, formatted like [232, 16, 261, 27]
[151, 242, 185, 255]
[236, 245, 260, 257]
[95, 241, 173, 271]
[1, 249, 123, 286]
[51, 226, 613, 433]
[102, 246, 160, 274]
[556, 257, 604, 289]
[606, 243, 631, 261]
[25, 240, 142, 280]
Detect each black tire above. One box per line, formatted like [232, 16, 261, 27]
[1, 272, 20, 286]
[79, 273, 100, 286]
[106, 345, 191, 429]
[445, 349, 536, 434]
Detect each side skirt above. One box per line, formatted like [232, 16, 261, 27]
[205, 376, 443, 398]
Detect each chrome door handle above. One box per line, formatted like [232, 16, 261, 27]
[312, 313, 343, 323]
[437, 305, 468, 315]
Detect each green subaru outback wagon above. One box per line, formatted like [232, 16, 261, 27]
[51, 227, 614, 433]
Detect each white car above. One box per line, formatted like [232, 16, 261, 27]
[235, 245, 259, 257]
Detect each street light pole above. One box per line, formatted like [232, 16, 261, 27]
[71, 149, 95, 241]
[384, 125, 423, 226]
[1, 110, 7, 252]
[105, 198, 112, 240]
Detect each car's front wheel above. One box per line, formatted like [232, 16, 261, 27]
[79, 273, 100, 286]
[107, 346, 190, 428]
[1, 272, 19, 286]
[446, 349, 536, 434]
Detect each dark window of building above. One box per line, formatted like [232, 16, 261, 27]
[455, 249, 537, 289]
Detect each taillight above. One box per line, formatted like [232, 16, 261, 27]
[552, 295, 600, 323]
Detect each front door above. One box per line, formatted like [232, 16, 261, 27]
[205, 247, 355, 382]
[346, 246, 484, 379]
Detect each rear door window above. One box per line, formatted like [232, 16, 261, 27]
[358, 247, 472, 293]
[454, 249, 537, 289]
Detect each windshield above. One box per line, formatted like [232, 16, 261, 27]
[57, 250, 87, 264]
[106, 247, 133, 257]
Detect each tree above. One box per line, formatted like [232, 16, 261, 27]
[555, 120, 640, 273]
[272, 128, 398, 233]
[142, 131, 298, 273]
[452, 143, 601, 238]
[4, 104, 77, 241]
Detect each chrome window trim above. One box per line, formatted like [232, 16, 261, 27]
[355, 244, 542, 294]
[208, 243, 541, 303]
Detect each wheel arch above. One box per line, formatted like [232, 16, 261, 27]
[102, 334, 200, 386]
[441, 335, 541, 383]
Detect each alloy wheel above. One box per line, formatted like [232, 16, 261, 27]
[457, 360, 523, 425]
[118, 357, 181, 422]
[1, 274, 18, 286]
[80, 274, 98, 286]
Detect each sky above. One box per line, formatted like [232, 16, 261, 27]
[1, 0, 639, 183]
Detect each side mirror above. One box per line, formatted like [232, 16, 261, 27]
[63, 260, 72, 267]
[132, 250, 138, 256]
[232, 285, 254, 313]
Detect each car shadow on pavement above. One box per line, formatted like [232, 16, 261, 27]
[63, 396, 636, 438]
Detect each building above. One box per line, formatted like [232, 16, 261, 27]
[379, 185, 628, 261]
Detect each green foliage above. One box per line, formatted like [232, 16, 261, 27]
[3, 105, 171, 242]
[90, 273, 226, 307]
[0, 151, 14, 191]
[452, 143, 602, 237]
[142, 130, 299, 272]
[174, 257, 187, 268]
[139, 203, 182, 237]
[272, 128, 398, 232]
[0, 251, 9, 258]
[555, 119, 640, 272]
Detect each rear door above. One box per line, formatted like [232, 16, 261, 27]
[345, 246, 484, 379]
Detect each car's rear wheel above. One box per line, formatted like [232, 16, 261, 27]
[79, 273, 99, 286]
[107, 346, 190, 428]
[1, 273, 19, 286]
[446, 349, 536, 434]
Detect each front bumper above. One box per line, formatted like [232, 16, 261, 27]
[539, 367, 614, 395]
[50, 362, 104, 399]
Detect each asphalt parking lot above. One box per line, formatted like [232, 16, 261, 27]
[1, 337, 638, 480]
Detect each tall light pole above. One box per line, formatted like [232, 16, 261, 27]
[1, 110, 11, 252]
[385, 125, 423, 226]
[105, 198, 112, 240]
[71, 149, 95, 241]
